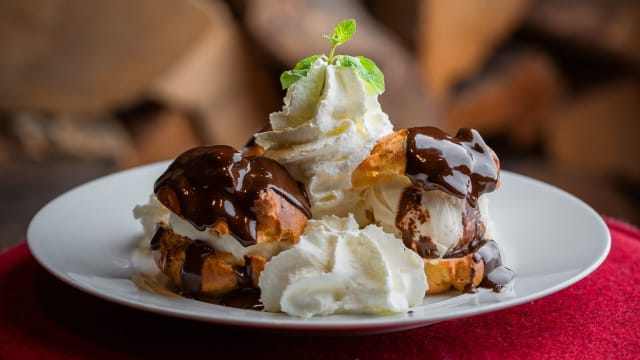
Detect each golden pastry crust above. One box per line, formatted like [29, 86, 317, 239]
[254, 188, 308, 245]
[424, 255, 484, 294]
[352, 129, 407, 188]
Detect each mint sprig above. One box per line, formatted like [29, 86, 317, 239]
[279, 18, 385, 95]
[324, 18, 356, 61]
[337, 55, 385, 95]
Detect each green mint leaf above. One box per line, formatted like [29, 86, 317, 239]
[280, 54, 319, 89]
[331, 18, 356, 46]
[280, 71, 303, 90]
[355, 56, 385, 94]
[337, 55, 385, 94]
[293, 54, 319, 71]
[324, 19, 357, 63]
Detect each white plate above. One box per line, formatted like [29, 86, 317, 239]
[27, 163, 610, 334]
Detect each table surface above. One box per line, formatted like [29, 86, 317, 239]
[0, 218, 639, 359]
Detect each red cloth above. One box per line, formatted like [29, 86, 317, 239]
[1, 218, 638, 359]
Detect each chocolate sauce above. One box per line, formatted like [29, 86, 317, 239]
[234, 256, 254, 289]
[150, 226, 164, 251]
[405, 127, 498, 205]
[180, 240, 215, 296]
[461, 202, 486, 247]
[442, 237, 514, 291]
[472, 240, 514, 292]
[154, 145, 311, 247]
[396, 187, 440, 258]
[446, 201, 488, 256]
[179, 240, 264, 304]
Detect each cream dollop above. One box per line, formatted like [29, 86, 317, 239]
[258, 215, 427, 318]
[255, 58, 393, 218]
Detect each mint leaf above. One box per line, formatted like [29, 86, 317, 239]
[325, 18, 356, 46]
[337, 55, 385, 94]
[355, 56, 385, 94]
[280, 71, 303, 90]
[293, 54, 319, 71]
[325, 18, 356, 62]
[280, 54, 319, 89]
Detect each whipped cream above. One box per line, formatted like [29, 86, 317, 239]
[354, 178, 495, 257]
[133, 195, 290, 261]
[133, 195, 170, 239]
[255, 58, 393, 218]
[258, 215, 427, 318]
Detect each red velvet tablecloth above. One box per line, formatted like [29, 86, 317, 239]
[1, 218, 639, 359]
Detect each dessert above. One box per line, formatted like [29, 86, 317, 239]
[133, 19, 514, 318]
[352, 128, 514, 293]
[134, 145, 311, 298]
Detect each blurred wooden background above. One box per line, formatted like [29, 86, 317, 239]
[1, 0, 639, 250]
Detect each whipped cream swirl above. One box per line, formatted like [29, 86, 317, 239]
[259, 215, 427, 318]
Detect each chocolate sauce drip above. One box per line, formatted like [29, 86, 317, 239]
[234, 256, 253, 289]
[443, 236, 484, 259]
[444, 237, 514, 292]
[461, 202, 486, 246]
[177, 240, 263, 303]
[396, 187, 440, 258]
[180, 240, 214, 296]
[443, 201, 488, 257]
[473, 240, 514, 292]
[154, 145, 310, 247]
[150, 226, 164, 251]
[405, 127, 498, 205]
